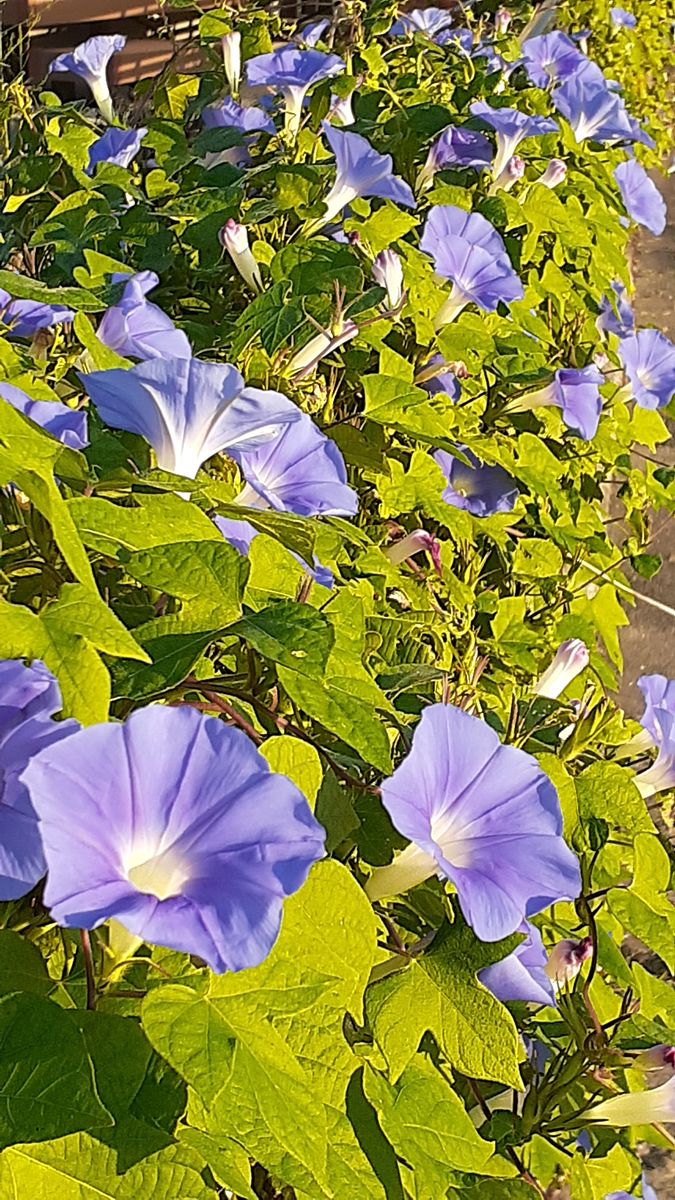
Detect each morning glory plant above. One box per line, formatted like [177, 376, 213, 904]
[202, 97, 275, 167]
[21, 704, 325, 973]
[536, 158, 567, 187]
[86, 126, 147, 175]
[0, 383, 88, 450]
[520, 31, 589, 88]
[221, 31, 241, 95]
[0, 290, 73, 339]
[49, 34, 126, 124]
[417, 126, 493, 191]
[637, 674, 675, 745]
[420, 205, 524, 326]
[609, 7, 637, 28]
[96, 271, 192, 361]
[383, 529, 442, 576]
[469, 101, 558, 177]
[632, 709, 675, 798]
[545, 936, 593, 987]
[533, 639, 590, 699]
[287, 318, 358, 377]
[552, 74, 651, 144]
[434, 447, 519, 516]
[297, 19, 330, 48]
[371, 249, 404, 309]
[619, 329, 675, 409]
[614, 160, 667, 237]
[389, 7, 455, 39]
[80, 358, 302, 479]
[513, 365, 605, 439]
[245, 46, 344, 137]
[220, 219, 263, 292]
[589, 1078, 675, 1126]
[417, 354, 462, 400]
[214, 515, 334, 589]
[307, 123, 415, 233]
[478, 923, 556, 1007]
[366, 703, 581, 940]
[596, 281, 635, 338]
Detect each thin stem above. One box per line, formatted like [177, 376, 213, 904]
[80, 929, 96, 1011]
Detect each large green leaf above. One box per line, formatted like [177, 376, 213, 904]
[231, 601, 335, 678]
[67, 493, 224, 556]
[575, 762, 652, 837]
[0, 269, 105, 311]
[260, 736, 323, 809]
[121, 540, 247, 626]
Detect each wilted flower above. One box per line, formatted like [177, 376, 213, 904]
[328, 92, 355, 126]
[219, 219, 263, 293]
[420, 205, 523, 327]
[469, 101, 558, 178]
[97, 271, 191, 361]
[221, 31, 241, 95]
[214, 515, 334, 589]
[536, 159, 567, 188]
[610, 7, 637, 28]
[0, 660, 78, 900]
[490, 154, 525, 193]
[309, 122, 415, 233]
[49, 34, 126, 123]
[596, 281, 635, 339]
[245, 46, 344, 136]
[552, 75, 652, 145]
[390, 7, 455, 39]
[0, 382, 88, 451]
[297, 18, 330, 48]
[230, 410, 358, 518]
[86, 126, 146, 175]
[21, 705, 325, 973]
[383, 529, 442, 576]
[534, 640, 590, 699]
[366, 703, 581, 940]
[545, 936, 592, 986]
[495, 8, 512, 34]
[417, 354, 462, 401]
[0, 289, 73, 339]
[619, 329, 675, 410]
[81, 358, 301, 480]
[520, 31, 588, 88]
[417, 126, 493, 190]
[287, 318, 358, 376]
[372, 249, 404, 309]
[515, 365, 604, 440]
[589, 1076, 675, 1126]
[435, 447, 518, 517]
[479, 923, 556, 1007]
[614, 160, 667, 237]
[633, 1045, 675, 1072]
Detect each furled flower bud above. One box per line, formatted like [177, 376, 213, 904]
[221, 31, 242, 96]
[383, 529, 442, 576]
[537, 159, 567, 188]
[328, 93, 355, 126]
[219, 219, 263, 293]
[287, 319, 358, 377]
[495, 7, 512, 33]
[534, 640, 590, 700]
[589, 1076, 675, 1126]
[372, 248, 404, 310]
[634, 1044, 675, 1072]
[490, 155, 525, 194]
[544, 936, 592, 987]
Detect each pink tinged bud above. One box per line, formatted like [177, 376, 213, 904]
[287, 319, 358, 377]
[589, 1075, 675, 1126]
[371, 249, 404, 310]
[537, 159, 567, 189]
[495, 7, 512, 33]
[219, 219, 263, 293]
[384, 529, 443, 576]
[221, 31, 241, 96]
[634, 1045, 675, 1072]
[534, 639, 590, 700]
[545, 936, 592, 987]
[490, 155, 525, 194]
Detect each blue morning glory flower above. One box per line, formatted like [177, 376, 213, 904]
[522, 365, 604, 440]
[552, 74, 651, 145]
[417, 354, 462, 401]
[633, 708, 675, 799]
[520, 31, 589, 88]
[420, 205, 523, 326]
[49, 35, 126, 123]
[619, 329, 675, 410]
[637, 674, 675, 747]
[390, 7, 456, 39]
[309, 122, 415, 232]
[96, 271, 192, 361]
[202, 96, 275, 137]
[469, 101, 558, 177]
[213, 516, 334, 589]
[596, 281, 635, 339]
[80, 358, 303, 479]
[418, 125, 493, 190]
[230, 411, 357, 518]
[297, 18, 330, 47]
[21, 704, 325, 973]
[366, 703, 580, 941]
[0, 289, 74, 339]
[435, 446, 518, 517]
[0, 382, 88, 451]
[614, 160, 667, 237]
[245, 46, 344, 136]
[0, 660, 78, 900]
[435, 27, 474, 53]
[86, 126, 146, 175]
[610, 7, 637, 28]
[479, 922, 556, 1007]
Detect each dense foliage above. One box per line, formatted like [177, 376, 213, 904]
[0, 1, 674, 1197]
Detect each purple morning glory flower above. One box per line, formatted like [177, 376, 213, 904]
[0, 289, 74, 339]
[49, 35, 126, 123]
[634, 708, 675, 799]
[245, 46, 344, 136]
[21, 705, 325, 973]
[0, 382, 88, 451]
[520, 31, 589, 88]
[0, 660, 78, 900]
[638, 675, 675, 746]
[619, 329, 675, 410]
[297, 18, 330, 47]
[610, 7, 637, 28]
[435, 27, 474, 53]
[230, 411, 357, 518]
[596, 281, 635, 339]
[469, 101, 558, 178]
[522, 365, 605, 440]
[390, 7, 455, 38]
[471, 43, 509, 76]
[213, 515, 334, 589]
[80, 358, 302, 480]
[310, 122, 415, 232]
[86, 126, 146, 175]
[614, 160, 667, 237]
[418, 125, 493, 190]
[417, 354, 462, 401]
[202, 96, 275, 136]
[96, 271, 192, 361]
[420, 205, 523, 326]
[552, 74, 651, 145]
[479, 922, 556, 1007]
[366, 703, 581, 941]
[434, 446, 518, 517]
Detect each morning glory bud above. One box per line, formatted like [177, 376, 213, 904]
[490, 155, 525, 194]
[328, 93, 355, 126]
[544, 936, 592, 986]
[287, 319, 358, 377]
[383, 529, 442, 576]
[589, 1076, 675, 1126]
[221, 31, 241, 96]
[537, 159, 567, 188]
[495, 7, 512, 33]
[372, 249, 404, 310]
[634, 1045, 675, 1072]
[534, 640, 590, 700]
[219, 219, 263, 293]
